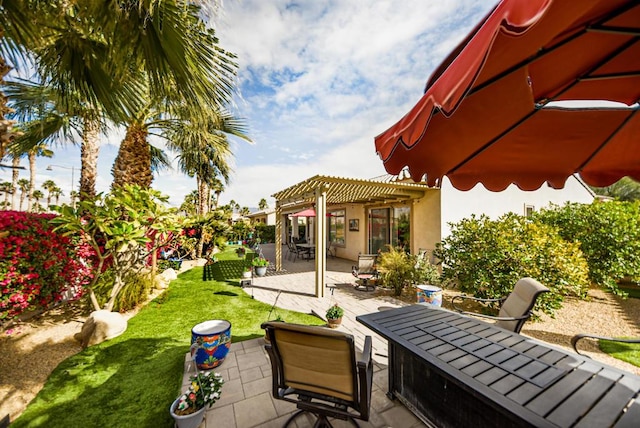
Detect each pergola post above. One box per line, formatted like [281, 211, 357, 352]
[275, 203, 283, 271]
[314, 186, 327, 297]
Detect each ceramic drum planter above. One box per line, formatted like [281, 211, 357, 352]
[416, 285, 443, 307]
[191, 320, 232, 370]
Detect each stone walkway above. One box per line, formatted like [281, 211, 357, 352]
[181, 244, 426, 427]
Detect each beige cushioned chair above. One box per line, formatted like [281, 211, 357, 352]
[451, 277, 550, 333]
[262, 321, 373, 427]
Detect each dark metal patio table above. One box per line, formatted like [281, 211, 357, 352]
[356, 304, 640, 428]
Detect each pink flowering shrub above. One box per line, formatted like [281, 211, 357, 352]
[0, 211, 91, 322]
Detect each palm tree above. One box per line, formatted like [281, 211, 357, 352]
[0, 181, 13, 209]
[41, 179, 56, 207]
[258, 198, 268, 210]
[10, 155, 20, 209]
[210, 177, 224, 211]
[167, 109, 250, 216]
[27, 142, 53, 211]
[51, 187, 63, 205]
[32, 189, 44, 212]
[180, 190, 199, 216]
[17, 178, 29, 211]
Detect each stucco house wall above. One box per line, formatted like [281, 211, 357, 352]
[439, 175, 595, 240]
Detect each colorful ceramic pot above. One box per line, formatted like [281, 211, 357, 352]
[416, 285, 443, 307]
[191, 320, 232, 370]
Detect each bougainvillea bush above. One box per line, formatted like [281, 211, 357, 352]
[0, 211, 91, 322]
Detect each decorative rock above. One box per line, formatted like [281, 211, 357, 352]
[74, 310, 128, 348]
[161, 268, 178, 281]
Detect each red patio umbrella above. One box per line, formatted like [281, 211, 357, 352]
[375, 0, 640, 191]
[290, 208, 333, 217]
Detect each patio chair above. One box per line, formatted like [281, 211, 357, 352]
[571, 334, 640, 357]
[451, 277, 549, 333]
[262, 321, 373, 428]
[352, 254, 379, 292]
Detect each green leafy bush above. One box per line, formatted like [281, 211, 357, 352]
[377, 246, 415, 296]
[253, 223, 275, 243]
[434, 213, 589, 317]
[534, 201, 640, 294]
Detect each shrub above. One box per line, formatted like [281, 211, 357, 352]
[93, 268, 153, 312]
[0, 211, 90, 322]
[434, 213, 589, 317]
[254, 223, 275, 243]
[377, 246, 415, 296]
[534, 201, 640, 294]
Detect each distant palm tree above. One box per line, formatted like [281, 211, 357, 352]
[10, 155, 20, 209]
[27, 142, 53, 211]
[258, 198, 268, 210]
[32, 189, 44, 212]
[17, 178, 29, 211]
[240, 206, 250, 217]
[41, 179, 56, 207]
[51, 187, 63, 205]
[0, 181, 13, 209]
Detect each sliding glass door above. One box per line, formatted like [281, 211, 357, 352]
[368, 206, 410, 253]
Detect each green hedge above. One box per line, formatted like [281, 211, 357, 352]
[534, 201, 640, 294]
[434, 213, 589, 317]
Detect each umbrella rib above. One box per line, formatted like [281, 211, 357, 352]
[468, 2, 638, 99]
[576, 107, 639, 173]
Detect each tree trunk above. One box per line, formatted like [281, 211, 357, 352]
[80, 118, 101, 201]
[28, 152, 36, 211]
[0, 54, 16, 160]
[11, 157, 19, 210]
[112, 123, 152, 189]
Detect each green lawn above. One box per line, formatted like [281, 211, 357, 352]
[13, 250, 323, 427]
[600, 340, 640, 368]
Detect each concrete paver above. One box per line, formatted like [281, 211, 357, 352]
[184, 243, 425, 427]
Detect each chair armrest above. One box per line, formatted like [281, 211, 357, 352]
[571, 334, 640, 356]
[457, 310, 532, 322]
[451, 294, 506, 312]
[356, 336, 373, 419]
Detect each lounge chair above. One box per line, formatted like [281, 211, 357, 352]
[451, 277, 549, 333]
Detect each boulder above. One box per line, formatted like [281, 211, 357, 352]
[75, 310, 127, 348]
[160, 268, 178, 281]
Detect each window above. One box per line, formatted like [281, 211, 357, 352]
[329, 209, 345, 245]
[524, 204, 535, 217]
[368, 206, 410, 253]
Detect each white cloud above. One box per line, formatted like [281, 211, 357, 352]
[24, 0, 498, 209]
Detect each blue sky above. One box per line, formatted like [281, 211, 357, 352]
[3, 0, 497, 209]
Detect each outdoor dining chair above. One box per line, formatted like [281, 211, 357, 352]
[262, 321, 373, 427]
[352, 254, 379, 292]
[451, 277, 549, 333]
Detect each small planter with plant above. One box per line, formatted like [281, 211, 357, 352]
[252, 256, 269, 276]
[235, 247, 246, 258]
[326, 303, 344, 328]
[170, 371, 224, 427]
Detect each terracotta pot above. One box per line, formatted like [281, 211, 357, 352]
[327, 317, 342, 329]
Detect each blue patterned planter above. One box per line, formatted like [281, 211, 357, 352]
[191, 320, 232, 370]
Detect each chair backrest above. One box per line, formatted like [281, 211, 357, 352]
[497, 277, 550, 333]
[262, 321, 369, 416]
[357, 254, 378, 274]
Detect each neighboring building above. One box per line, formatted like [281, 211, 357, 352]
[272, 174, 594, 265]
[246, 208, 276, 225]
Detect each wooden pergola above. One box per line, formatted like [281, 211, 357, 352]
[272, 175, 428, 297]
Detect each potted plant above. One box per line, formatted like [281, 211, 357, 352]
[326, 303, 344, 329]
[235, 246, 246, 257]
[252, 256, 269, 276]
[242, 266, 252, 279]
[170, 371, 224, 428]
